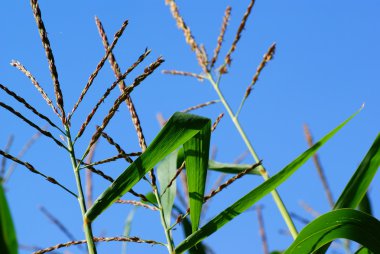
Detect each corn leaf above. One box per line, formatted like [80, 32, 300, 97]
[177, 148, 262, 175]
[355, 247, 374, 254]
[157, 150, 178, 226]
[315, 132, 380, 254]
[184, 121, 211, 232]
[175, 109, 359, 253]
[86, 112, 211, 222]
[334, 132, 380, 209]
[208, 160, 262, 175]
[284, 209, 380, 254]
[358, 192, 372, 215]
[0, 184, 18, 254]
[173, 205, 207, 254]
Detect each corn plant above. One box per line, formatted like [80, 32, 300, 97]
[1, 1, 380, 254]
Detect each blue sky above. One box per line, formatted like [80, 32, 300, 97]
[1, 1, 379, 253]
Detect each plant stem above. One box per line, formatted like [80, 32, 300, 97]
[65, 125, 97, 254]
[206, 74, 298, 239]
[154, 187, 176, 253]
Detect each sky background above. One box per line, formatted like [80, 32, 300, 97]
[1, 1, 379, 253]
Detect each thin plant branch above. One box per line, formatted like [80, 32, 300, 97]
[79, 160, 150, 202]
[81, 56, 164, 150]
[75, 48, 151, 140]
[162, 70, 204, 80]
[220, 0, 256, 74]
[100, 130, 133, 163]
[0, 83, 63, 133]
[210, 6, 231, 69]
[204, 161, 262, 203]
[33, 236, 165, 254]
[256, 205, 269, 254]
[165, 0, 208, 73]
[181, 100, 219, 113]
[235, 43, 276, 118]
[115, 199, 159, 211]
[3, 131, 42, 183]
[0, 149, 76, 197]
[202, 150, 249, 215]
[95, 17, 150, 152]
[0, 135, 14, 179]
[161, 161, 186, 196]
[10, 60, 61, 118]
[0, 102, 67, 150]
[39, 206, 82, 250]
[211, 113, 224, 132]
[69, 19, 129, 120]
[303, 124, 334, 208]
[84, 154, 126, 167]
[289, 212, 310, 225]
[299, 200, 320, 218]
[30, 0, 66, 123]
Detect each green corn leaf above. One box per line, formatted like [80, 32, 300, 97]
[86, 112, 211, 223]
[315, 132, 380, 254]
[173, 205, 207, 254]
[334, 132, 380, 209]
[0, 184, 18, 254]
[355, 247, 374, 254]
[208, 160, 261, 175]
[157, 150, 178, 226]
[175, 109, 359, 253]
[184, 121, 211, 232]
[284, 209, 380, 254]
[177, 147, 262, 175]
[358, 192, 372, 215]
[121, 207, 137, 254]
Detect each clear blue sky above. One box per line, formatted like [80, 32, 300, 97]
[1, 1, 379, 253]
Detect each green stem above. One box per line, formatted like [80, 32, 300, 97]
[154, 187, 176, 253]
[65, 126, 97, 254]
[207, 74, 298, 239]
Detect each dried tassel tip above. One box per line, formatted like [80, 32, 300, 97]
[10, 60, 61, 119]
[162, 70, 204, 81]
[210, 6, 231, 69]
[165, 0, 208, 73]
[88, 57, 164, 148]
[222, 0, 256, 71]
[244, 43, 276, 99]
[30, 0, 65, 122]
[70, 19, 129, 119]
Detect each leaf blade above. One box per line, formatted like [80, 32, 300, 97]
[157, 150, 178, 226]
[284, 209, 380, 253]
[0, 184, 18, 254]
[184, 120, 211, 232]
[86, 112, 211, 222]
[175, 109, 359, 253]
[334, 132, 380, 209]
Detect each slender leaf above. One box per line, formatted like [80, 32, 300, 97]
[157, 150, 178, 226]
[0, 184, 18, 254]
[358, 192, 372, 215]
[86, 112, 211, 222]
[177, 148, 262, 175]
[121, 207, 137, 254]
[334, 132, 380, 209]
[173, 205, 207, 254]
[175, 109, 359, 253]
[284, 209, 380, 253]
[355, 247, 374, 254]
[316, 132, 380, 254]
[208, 160, 261, 175]
[184, 121, 211, 232]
